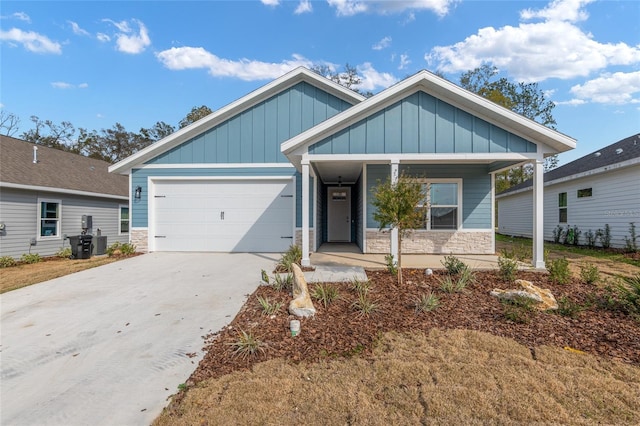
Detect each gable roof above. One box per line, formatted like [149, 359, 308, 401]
[282, 70, 576, 165]
[109, 67, 366, 174]
[0, 135, 128, 199]
[497, 133, 640, 197]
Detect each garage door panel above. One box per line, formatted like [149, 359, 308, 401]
[153, 179, 294, 253]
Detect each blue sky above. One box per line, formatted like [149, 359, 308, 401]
[1, 0, 639, 166]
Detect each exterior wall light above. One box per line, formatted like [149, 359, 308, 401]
[134, 186, 142, 200]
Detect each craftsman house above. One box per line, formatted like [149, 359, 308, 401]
[109, 67, 576, 268]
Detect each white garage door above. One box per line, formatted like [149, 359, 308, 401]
[152, 179, 294, 252]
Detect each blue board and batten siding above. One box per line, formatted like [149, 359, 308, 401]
[147, 82, 353, 165]
[365, 164, 492, 229]
[310, 92, 537, 155]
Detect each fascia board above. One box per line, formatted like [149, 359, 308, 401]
[0, 181, 129, 200]
[109, 67, 365, 175]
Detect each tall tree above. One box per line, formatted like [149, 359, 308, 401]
[370, 174, 427, 285]
[0, 111, 20, 137]
[179, 105, 213, 129]
[311, 63, 374, 97]
[21, 116, 78, 152]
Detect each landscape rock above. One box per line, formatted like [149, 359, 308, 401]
[490, 279, 558, 310]
[288, 264, 316, 318]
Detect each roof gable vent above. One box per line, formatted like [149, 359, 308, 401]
[616, 148, 623, 154]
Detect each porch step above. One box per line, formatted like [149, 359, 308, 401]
[304, 266, 368, 283]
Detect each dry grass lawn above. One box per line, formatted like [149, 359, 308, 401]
[0, 256, 124, 293]
[155, 329, 640, 425]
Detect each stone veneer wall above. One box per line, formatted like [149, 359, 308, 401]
[130, 229, 149, 253]
[365, 230, 493, 254]
[295, 229, 315, 252]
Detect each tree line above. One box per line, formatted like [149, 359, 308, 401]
[0, 64, 557, 191]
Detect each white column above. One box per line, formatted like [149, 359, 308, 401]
[390, 160, 399, 265]
[532, 158, 545, 269]
[301, 160, 310, 267]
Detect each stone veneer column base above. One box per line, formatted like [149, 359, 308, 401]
[295, 229, 315, 252]
[366, 230, 494, 254]
[130, 228, 149, 253]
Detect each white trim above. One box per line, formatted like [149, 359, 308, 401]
[301, 163, 310, 266]
[119, 204, 130, 235]
[365, 227, 491, 233]
[418, 178, 463, 231]
[37, 197, 62, 241]
[532, 159, 545, 269]
[362, 164, 368, 253]
[128, 174, 133, 243]
[146, 175, 295, 182]
[1, 182, 128, 201]
[307, 152, 538, 163]
[135, 163, 296, 170]
[491, 172, 496, 254]
[110, 67, 365, 175]
[312, 167, 318, 251]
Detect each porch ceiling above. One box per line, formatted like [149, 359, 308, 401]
[313, 161, 363, 185]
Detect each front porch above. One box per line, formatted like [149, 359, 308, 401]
[311, 243, 506, 270]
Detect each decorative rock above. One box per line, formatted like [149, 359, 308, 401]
[425, 268, 433, 276]
[490, 279, 558, 311]
[288, 264, 316, 318]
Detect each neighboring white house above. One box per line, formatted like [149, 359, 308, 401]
[110, 67, 576, 268]
[0, 135, 130, 258]
[497, 133, 640, 249]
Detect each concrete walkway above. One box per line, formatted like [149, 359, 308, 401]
[0, 252, 280, 426]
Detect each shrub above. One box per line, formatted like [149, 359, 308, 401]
[106, 242, 137, 257]
[276, 245, 302, 272]
[414, 292, 440, 314]
[501, 295, 537, 324]
[584, 229, 596, 249]
[349, 278, 370, 294]
[256, 296, 282, 315]
[120, 242, 137, 255]
[616, 273, 640, 317]
[556, 296, 585, 318]
[548, 257, 571, 284]
[273, 273, 293, 292]
[260, 269, 270, 285]
[20, 253, 42, 264]
[561, 225, 570, 245]
[579, 263, 600, 285]
[438, 268, 474, 293]
[441, 255, 467, 275]
[311, 283, 339, 308]
[596, 224, 611, 249]
[552, 225, 563, 244]
[384, 254, 397, 276]
[228, 330, 264, 359]
[624, 222, 638, 253]
[351, 292, 377, 316]
[55, 247, 72, 258]
[571, 225, 581, 246]
[0, 256, 17, 268]
[498, 256, 519, 283]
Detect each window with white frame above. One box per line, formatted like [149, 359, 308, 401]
[119, 205, 129, 234]
[38, 198, 61, 239]
[417, 180, 461, 230]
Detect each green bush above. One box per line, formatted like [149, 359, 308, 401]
[438, 268, 474, 293]
[276, 245, 302, 272]
[0, 256, 17, 268]
[579, 263, 600, 285]
[414, 292, 440, 314]
[498, 256, 519, 283]
[106, 242, 137, 257]
[624, 222, 638, 253]
[228, 330, 264, 359]
[273, 273, 293, 292]
[20, 253, 42, 264]
[256, 296, 282, 316]
[384, 254, 397, 276]
[55, 247, 72, 259]
[311, 283, 339, 308]
[556, 296, 585, 318]
[548, 257, 571, 284]
[501, 295, 537, 324]
[616, 274, 640, 317]
[441, 255, 467, 275]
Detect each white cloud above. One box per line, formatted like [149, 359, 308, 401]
[103, 19, 151, 54]
[554, 99, 586, 106]
[68, 21, 89, 36]
[372, 36, 391, 50]
[426, 0, 640, 82]
[51, 82, 89, 89]
[398, 54, 411, 70]
[569, 71, 640, 104]
[9, 12, 31, 23]
[356, 62, 398, 91]
[295, 0, 313, 14]
[328, 0, 457, 17]
[261, 0, 280, 6]
[0, 28, 61, 54]
[156, 47, 314, 81]
[97, 33, 110, 42]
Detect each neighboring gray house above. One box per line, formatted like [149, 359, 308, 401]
[110, 67, 576, 268]
[497, 133, 640, 248]
[0, 135, 130, 258]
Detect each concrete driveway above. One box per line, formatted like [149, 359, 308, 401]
[0, 252, 280, 426]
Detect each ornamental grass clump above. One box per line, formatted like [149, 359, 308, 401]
[229, 330, 265, 359]
[311, 283, 339, 308]
[414, 292, 440, 314]
[256, 296, 282, 316]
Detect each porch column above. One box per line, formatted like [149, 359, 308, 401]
[390, 159, 399, 265]
[532, 158, 545, 269]
[301, 159, 311, 267]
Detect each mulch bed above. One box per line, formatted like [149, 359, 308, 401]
[187, 269, 640, 387]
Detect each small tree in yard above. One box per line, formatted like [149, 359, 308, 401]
[371, 174, 426, 285]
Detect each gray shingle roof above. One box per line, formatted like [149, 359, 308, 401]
[498, 133, 640, 196]
[0, 135, 128, 198]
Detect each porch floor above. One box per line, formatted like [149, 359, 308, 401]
[311, 243, 511, 270]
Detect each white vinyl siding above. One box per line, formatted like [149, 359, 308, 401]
[497, 165, 640, 248]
